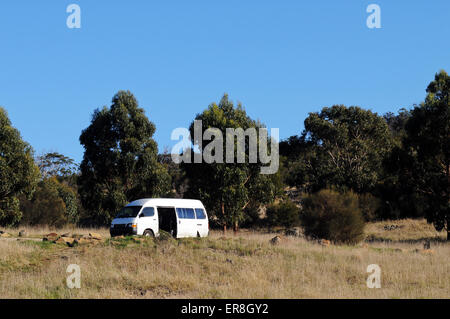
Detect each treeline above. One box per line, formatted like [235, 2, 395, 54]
[0, 70, 448, 241]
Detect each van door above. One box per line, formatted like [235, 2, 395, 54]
[195, 208, 208, 237]
[138, 207, 158, 236]
[175, 208, 186, 238]
[175, 208, 197, 238]
[157, 207, 177, 237]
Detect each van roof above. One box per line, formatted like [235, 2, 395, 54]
[126, 198, 204, 208]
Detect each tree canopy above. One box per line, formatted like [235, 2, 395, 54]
[283, 105, 393, 194]
[78, 91, 171, 225]
[402, 70, 449, 239]
[36, 152, 78, 179]
[183, 94, 282, 232]
[0, 107, 40, 226]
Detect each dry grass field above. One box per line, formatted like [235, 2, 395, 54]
[0, 219, 448, 299]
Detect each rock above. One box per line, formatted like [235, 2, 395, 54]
[61, 237, 76, 245]
[43, 233, 58, 241]
[319, 239, 331, 247]
[89, 232, 102, 240]
[18, 230, 26, 237]
[54, 237, 67, 244]
[0, 230, 4, 234]
[76, 238, 92, 245]
[270, 236, 282, 245]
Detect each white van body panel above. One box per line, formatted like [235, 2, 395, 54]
[110, 198, 209, 238]
[136, 206, 158, 236]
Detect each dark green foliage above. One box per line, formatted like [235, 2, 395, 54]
[358, 193, 382, 222]
[0, 107, 40, 226]
[380, 109, 427, 220]
[78, 91, 171, 225]
[158, 151, 187, 198]
[183, 94, 282, 232]
[300, 189, 365, 244]
[282, 106, 393, 194]
[266, 200, 299, 228]
[383, 109, 411, 144]
[56, 181, 79, 224]
[401, 71, 449, 239]
[20, 178, 69, 227]
[20, 151, 80, 227]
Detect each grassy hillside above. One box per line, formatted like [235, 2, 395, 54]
[0, 219, 448, 298]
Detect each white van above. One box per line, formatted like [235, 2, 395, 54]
[110, 198, 209, 238]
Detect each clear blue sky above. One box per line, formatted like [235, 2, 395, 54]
[1, 1, 449, 163]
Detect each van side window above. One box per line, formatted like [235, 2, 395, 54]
[185, 208, 195, 219]
[195, 208, 206, 219]
[176, 208, 185, 219]
[141, 207, 155, 217]
[176, 208, 195, 219]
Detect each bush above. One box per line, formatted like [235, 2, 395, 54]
[20, 178, 72, 228]
[266, 200, 299, 228]
[300, 189, 365, 244]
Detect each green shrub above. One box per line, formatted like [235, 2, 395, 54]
[266, 200, 299, 228]
[300, 189, 365, 244]
[20, 178, 68, 228]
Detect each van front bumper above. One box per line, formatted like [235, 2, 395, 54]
[110, 224, 137, 237]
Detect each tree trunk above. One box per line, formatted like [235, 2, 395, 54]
[221, 202, 226, 235]
[233, 221, 239, 234]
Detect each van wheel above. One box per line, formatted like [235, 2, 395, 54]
[143, 230, 155, 238]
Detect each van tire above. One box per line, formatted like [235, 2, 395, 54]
[143, 229, 155, 238]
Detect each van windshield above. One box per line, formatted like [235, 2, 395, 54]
[115, 206, 142, 218]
